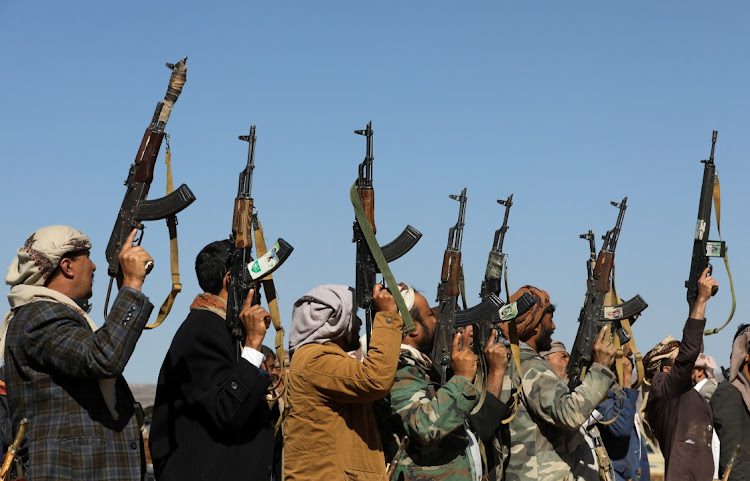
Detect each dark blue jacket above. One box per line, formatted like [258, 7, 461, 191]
[598, 386, 650, 481]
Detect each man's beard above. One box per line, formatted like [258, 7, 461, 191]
[417, 327, 435, 355]
[342, 329, 361, 352]
[537, 327, 554, 353]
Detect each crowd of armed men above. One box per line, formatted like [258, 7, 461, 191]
[0, 58, 746, 481]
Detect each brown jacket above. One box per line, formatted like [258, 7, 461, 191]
[645, 317, 714, 481]
[284, 311, 403, 481]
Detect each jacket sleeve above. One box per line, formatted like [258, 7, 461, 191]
[468, 391, 509, 441]
[172, 315, 271, 433]
[304, 311, 403, 403]
[649, 317, 705, 400]
[390, 361, 477, 445]
[522, 359, 615, 430]
[21, 287, 153, 378]
[711, 383, 746, 479]
[597, 386, 637, 439]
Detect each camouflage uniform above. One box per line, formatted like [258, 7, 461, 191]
[376, 345, 481, 480]
[498, 342, 616, 481]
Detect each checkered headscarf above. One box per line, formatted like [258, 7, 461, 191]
[6, 225, 91, 287]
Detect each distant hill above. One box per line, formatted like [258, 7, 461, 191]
[130, 383, 157, 408]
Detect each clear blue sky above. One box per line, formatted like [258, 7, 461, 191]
[1, 2, 748, 383]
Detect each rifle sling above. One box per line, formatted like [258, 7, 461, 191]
[252, 218, 290, 434]
[500, 319, 522, 425]
[350, 183, 415, 333]
[146, 137, 183, 329]
[704, 176, 737, 335]
[620, 318, 644, 389]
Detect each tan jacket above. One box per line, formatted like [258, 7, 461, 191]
[284, 311, 403, 481]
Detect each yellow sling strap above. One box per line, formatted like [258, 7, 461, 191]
[145, 134, 183, 329]
[610, 271, 645, 389]
[500, 319, 522, 425]
[620, 318, 644, 389]
[704, 177, 736, 335]
[252, 218, 290, 434]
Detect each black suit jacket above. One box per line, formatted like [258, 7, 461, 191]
[149, 308, 273, 481]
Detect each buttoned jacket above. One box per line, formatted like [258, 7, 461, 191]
[645, 317, 714, 481]
[284, 311, 403, 481]
[4, 287, 153, 481]
[149, 307, 274, 481]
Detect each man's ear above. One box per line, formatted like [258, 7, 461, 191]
[222, 271, 230, 290]
[58, 257, 74, 279]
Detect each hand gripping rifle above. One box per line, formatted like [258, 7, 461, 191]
[352, 121, 420, 343]
[431, 189, 505, 387]
[567, 198, 648, 390]
[104, 58, 196, 327]
[686, 131, 736, 334]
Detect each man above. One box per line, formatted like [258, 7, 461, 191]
[596, 344, 650, 481]
[376, 286, 509, 481]
[498, 285, 617, 481]
[710, 323, 750, 481]
[2, 225, 154, 481]
[693, 354, 718, 402]
[541, 341, 570, 383]
[642, 267, 718, 481]
[149, 240, 275, 481]
[539, 340, 623, 481]
[284, 284, 403, 481]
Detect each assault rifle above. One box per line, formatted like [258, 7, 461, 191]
[686, 131, 723, 310]
[353, 121, 422, 342]
[463, 194, 533, 352]
[432, 188, 504, 386]
[105, 58, 196, 319]
[227, 126, 294, 345]
[567, 198, 648, 389]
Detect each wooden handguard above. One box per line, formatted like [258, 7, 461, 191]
[134, 130, 165, 183]
[594, 253, 613, 292]
[442, 251, 462, 297]
[358, 189, 376, 234]
[233, 199, 254, 248]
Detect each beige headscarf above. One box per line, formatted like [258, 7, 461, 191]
[6, 225, 91, 287]
[1, 226, 119, 420]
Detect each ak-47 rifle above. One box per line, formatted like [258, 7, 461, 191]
[227, 126, 294, 351]
[567, 198, 648, 390]
[105, 58, 196, 324]
[353, 121, 421, 342]
[686, 131, 735, 334]
[431, 189, 504, 386]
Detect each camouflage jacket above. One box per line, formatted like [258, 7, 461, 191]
[375, 345, 480, 481]
[498, 342, 616, 481]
